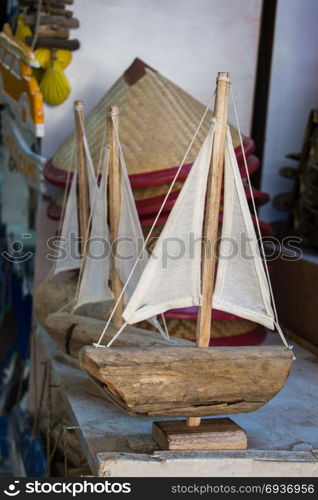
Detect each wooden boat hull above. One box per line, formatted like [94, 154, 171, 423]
[80, 345, 293, 417]
[46, 312, 191, 358]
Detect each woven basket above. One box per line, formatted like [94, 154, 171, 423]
[50, 58, 241, 178]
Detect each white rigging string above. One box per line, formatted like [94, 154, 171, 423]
[95, 94, 215, 347]
[229, 86, 293, 354]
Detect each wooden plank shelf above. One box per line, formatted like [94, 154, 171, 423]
[31, 326, 318, 477]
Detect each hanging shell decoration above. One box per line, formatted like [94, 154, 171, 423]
[37, 49, 72, 106]
[12, 0, 80, 107]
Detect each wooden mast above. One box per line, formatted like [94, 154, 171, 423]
[107, 106, 124, 328]
[74, 100, 90, 256]
[187, 72, 230, 428]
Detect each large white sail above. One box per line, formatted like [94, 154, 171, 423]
[213, 127, 275, 329]
[122, 122, 215, 324]
[53, 171, 80, 276]
[73, 150, 113, 310]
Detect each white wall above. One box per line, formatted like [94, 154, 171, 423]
[261, 0, 318, 222]
[41, 0, 262, 158]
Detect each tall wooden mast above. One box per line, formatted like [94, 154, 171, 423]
[188, 72, 230, 428]
[74, 100, 90, 256]
[107, 106, 124, 328]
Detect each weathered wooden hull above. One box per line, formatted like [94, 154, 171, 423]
[46, 312, 191, 358]
[79, 345, 293, 417]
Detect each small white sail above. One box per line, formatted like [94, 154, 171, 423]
[212, 127, 275, 329]
[83, 132, 98, 203]
[108, 131, 169, 339]
[122, 122, 215, 324]
[53, 129, 97, 277]
[116, 152, 150, 303]
[73, 150, 113, 310]
[53, 171, 80, 276]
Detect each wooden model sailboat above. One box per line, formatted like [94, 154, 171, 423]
[79, 73, 294, 439]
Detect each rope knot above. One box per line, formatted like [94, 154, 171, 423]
[216, 76, 231, 84]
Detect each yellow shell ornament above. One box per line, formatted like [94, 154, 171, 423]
[55, 49, 72, 69]
[34, 48, 51, 68]
[40, 59, 71, 106]
[35, 48, 72, 69]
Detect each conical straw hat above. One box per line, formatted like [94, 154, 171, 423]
[48, 58, 242, 182]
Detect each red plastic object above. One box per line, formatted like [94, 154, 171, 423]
[47, 201, 62, 221]
[209, 326, 266, 346]
[136, 183, 269, 217]
[164, 306, 241, 322]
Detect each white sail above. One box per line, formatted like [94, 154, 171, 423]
[115, 152, 150, 303]
[73, 150, 113, 310]
[122, 122, 215, 324]
[53, 171, 80, 276]
[213, 127, 275, 329]
[83, 132, 98, 203]
[53, 130, 97, 277]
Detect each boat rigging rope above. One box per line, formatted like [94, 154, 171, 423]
[31, 0, 43, 51]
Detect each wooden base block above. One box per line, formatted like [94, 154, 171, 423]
[152, 418, 247, 450]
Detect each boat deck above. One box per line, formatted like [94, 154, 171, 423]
[32, 327, 318, 477]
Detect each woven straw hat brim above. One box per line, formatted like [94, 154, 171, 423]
[50, 59, 242, 179]
[137, 317, 264, 342]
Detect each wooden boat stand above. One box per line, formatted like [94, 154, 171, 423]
[152, 418, 247, 451]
